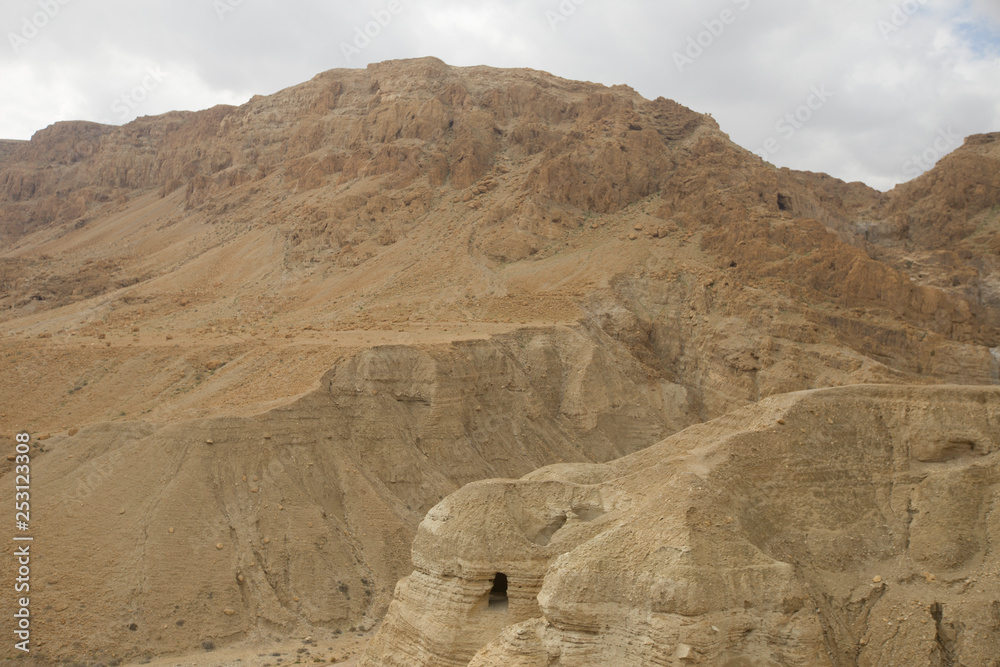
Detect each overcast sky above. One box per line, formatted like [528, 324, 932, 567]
[2, 0, 998, 190]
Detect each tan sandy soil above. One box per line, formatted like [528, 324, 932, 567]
[123, 630, 372, 667]
[0, 58, 997, 664]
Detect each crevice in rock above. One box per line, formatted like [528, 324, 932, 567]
[905, 495, 919, 550]
[529, 514, 568, 546]
[488, 572, 508, 610]
[930, 602, 957, 666]
[571, 505, 604, 522]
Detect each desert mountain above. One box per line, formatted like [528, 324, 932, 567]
[0, 57, 997, 663]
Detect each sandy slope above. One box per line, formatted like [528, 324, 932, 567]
[0, 58, 997, 663]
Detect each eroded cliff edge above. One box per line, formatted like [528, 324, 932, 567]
[1, 57, 999, 664]
[1, 325, 690, 660]
[362, 384, 1000, 666]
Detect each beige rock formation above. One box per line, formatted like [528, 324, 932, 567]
[0, 58, 998, 663]
[362, 384, 1000, 666]
[1, 328, 694, 661]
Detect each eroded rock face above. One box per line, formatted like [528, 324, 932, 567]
[1, 327, 693, 661]
[1, 58, 999, 664]
[362, 385, 1000, 666]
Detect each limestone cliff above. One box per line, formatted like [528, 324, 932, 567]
[5, 326, 691, 660]
[362, 385, 1000, 666]
[0, 58, 998, 663]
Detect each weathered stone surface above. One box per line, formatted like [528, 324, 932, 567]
[362, 385, 1000, 666]
[0, 58, 998, 664]
[4, 328, 692, 660]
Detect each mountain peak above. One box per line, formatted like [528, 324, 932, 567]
[1, 60, 998, 663]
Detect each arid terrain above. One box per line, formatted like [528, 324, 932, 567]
[364, 384, 1000, 666]
[0, 57, 998, 665]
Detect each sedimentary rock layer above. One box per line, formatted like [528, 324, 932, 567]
[362, 384, 1000, 666]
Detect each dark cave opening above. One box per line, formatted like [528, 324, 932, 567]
[488, 572, 508, 609]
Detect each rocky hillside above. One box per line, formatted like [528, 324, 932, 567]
[0, 57, 998, 663]
[361, 385, 1000, 666]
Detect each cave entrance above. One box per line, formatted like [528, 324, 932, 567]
[488, 572, 508, 610]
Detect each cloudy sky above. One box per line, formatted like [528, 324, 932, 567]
[2, 0, 998, 190]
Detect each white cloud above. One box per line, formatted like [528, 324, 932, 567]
[0, 0, 997, 190]
[971, 0, 1000, 25]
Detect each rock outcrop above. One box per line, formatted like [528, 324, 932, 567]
[362, 384, 1000, 666]
[0, 58, 998, 663]
[3, 327, 694, 661]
